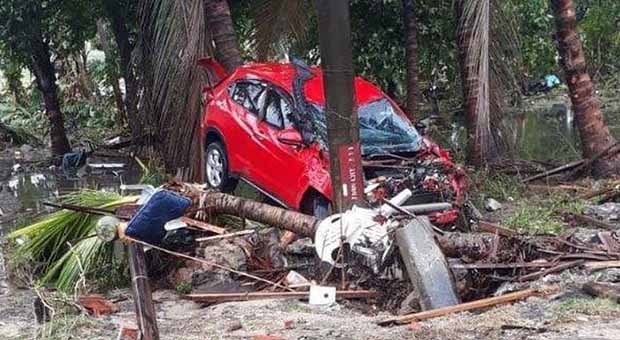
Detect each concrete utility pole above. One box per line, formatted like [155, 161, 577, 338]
[315, 0, 365, 212]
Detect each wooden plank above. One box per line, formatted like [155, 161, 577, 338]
[128, 243, 159, 340]
[180, 217, 227, 234]
[451, 262, 555, 270]
[184, 290, 382, 303]
[378, 289, 540, 325]
[195, 229, 255, 242]
[584, 261, 620, 271]
[476, 221, 518, 237]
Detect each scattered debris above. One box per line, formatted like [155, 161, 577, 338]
[485, 198, 502, 212]
[78, 295, 120, 317]
[585, 203, 620, 222]
[378, 288, 550, 325]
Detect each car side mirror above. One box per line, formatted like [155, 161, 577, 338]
[277, 128, 304, 147]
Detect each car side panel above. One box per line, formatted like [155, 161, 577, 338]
[203, 85, 254, 175]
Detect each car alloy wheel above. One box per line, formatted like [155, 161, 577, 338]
[206, 147, 224, 188]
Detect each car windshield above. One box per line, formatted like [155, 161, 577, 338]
[308, 98, 422, 155]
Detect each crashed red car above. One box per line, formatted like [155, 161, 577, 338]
[199, 59, 467, 224]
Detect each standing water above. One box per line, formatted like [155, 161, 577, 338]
[0, 146, 141, 294]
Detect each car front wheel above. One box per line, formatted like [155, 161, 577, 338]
[205, 141, 237, 192]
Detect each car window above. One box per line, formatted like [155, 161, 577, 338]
[231, 82, 265, 115]
[264, 89, 294, 130]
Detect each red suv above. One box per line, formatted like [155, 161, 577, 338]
[200, 59, 466, 222]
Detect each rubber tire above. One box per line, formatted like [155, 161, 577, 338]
[205, 141, 237, 193]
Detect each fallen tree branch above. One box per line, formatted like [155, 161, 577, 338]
[522, 159, 585, 183]
[378, 288, 543, 325]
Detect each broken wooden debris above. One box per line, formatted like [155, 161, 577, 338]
[518, 260, 584, 282]
[584, 260, 620, 271]
[127, 237, 294, 292]
[180, 216, 227, 234]
[476, 221, 518, 237]
[195, 229, 255, 242]
[78, 295, 119, 317]
[522, 159, 585, 183]
[128, 242, 160, 340]
[183, 290, 381, 303]
[378, 288, 543, 325]
[560, 210, 617, 231]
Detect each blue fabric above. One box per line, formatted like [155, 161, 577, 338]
[125, 190, 191, 245]
[61, 151, 87, 178]
[545, 75, 560, 89]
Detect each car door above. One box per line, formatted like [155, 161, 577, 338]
[251, 86, 307, 206]
[228, 81, 267, 176]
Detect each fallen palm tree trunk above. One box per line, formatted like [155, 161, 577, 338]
[201, 192, 319, 237]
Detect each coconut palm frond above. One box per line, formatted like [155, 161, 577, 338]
[135, 0, 211, 180]
[252, 0, 312, 60]
[42, 236, 110, 293]
[8, 191, 137, 292]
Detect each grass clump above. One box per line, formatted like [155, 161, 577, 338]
[554, 296, 620, 322]
[503, 194, 586, 235]
[469, 170, 523, 208]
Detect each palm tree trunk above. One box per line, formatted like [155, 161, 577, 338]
[96, 19, 127, 129]
[103, 1, 139, 134]
[205, 0, 243, 73]
[455, 0, 500, 166]
[29, 10, 71, 157]
[551, 0, 620, 177]
[402, 0, 418, 119]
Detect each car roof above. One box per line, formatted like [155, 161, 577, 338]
[229, 62, 385, 106]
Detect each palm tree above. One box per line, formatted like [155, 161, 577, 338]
[551, 0, 620, 177]
[402, 0, 418, 119]
[456, 0, 501, 166]
[135, 0, 218, 179]
[205, 0, 243, 73]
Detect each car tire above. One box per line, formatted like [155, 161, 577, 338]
[205, 141, 237, 192]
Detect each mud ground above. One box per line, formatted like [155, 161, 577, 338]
[2, 268, 620, 340]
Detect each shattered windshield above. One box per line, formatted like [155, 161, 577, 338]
[308, 98, 422, 155]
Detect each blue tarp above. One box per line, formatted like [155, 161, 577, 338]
[125, 190, 191, 245]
